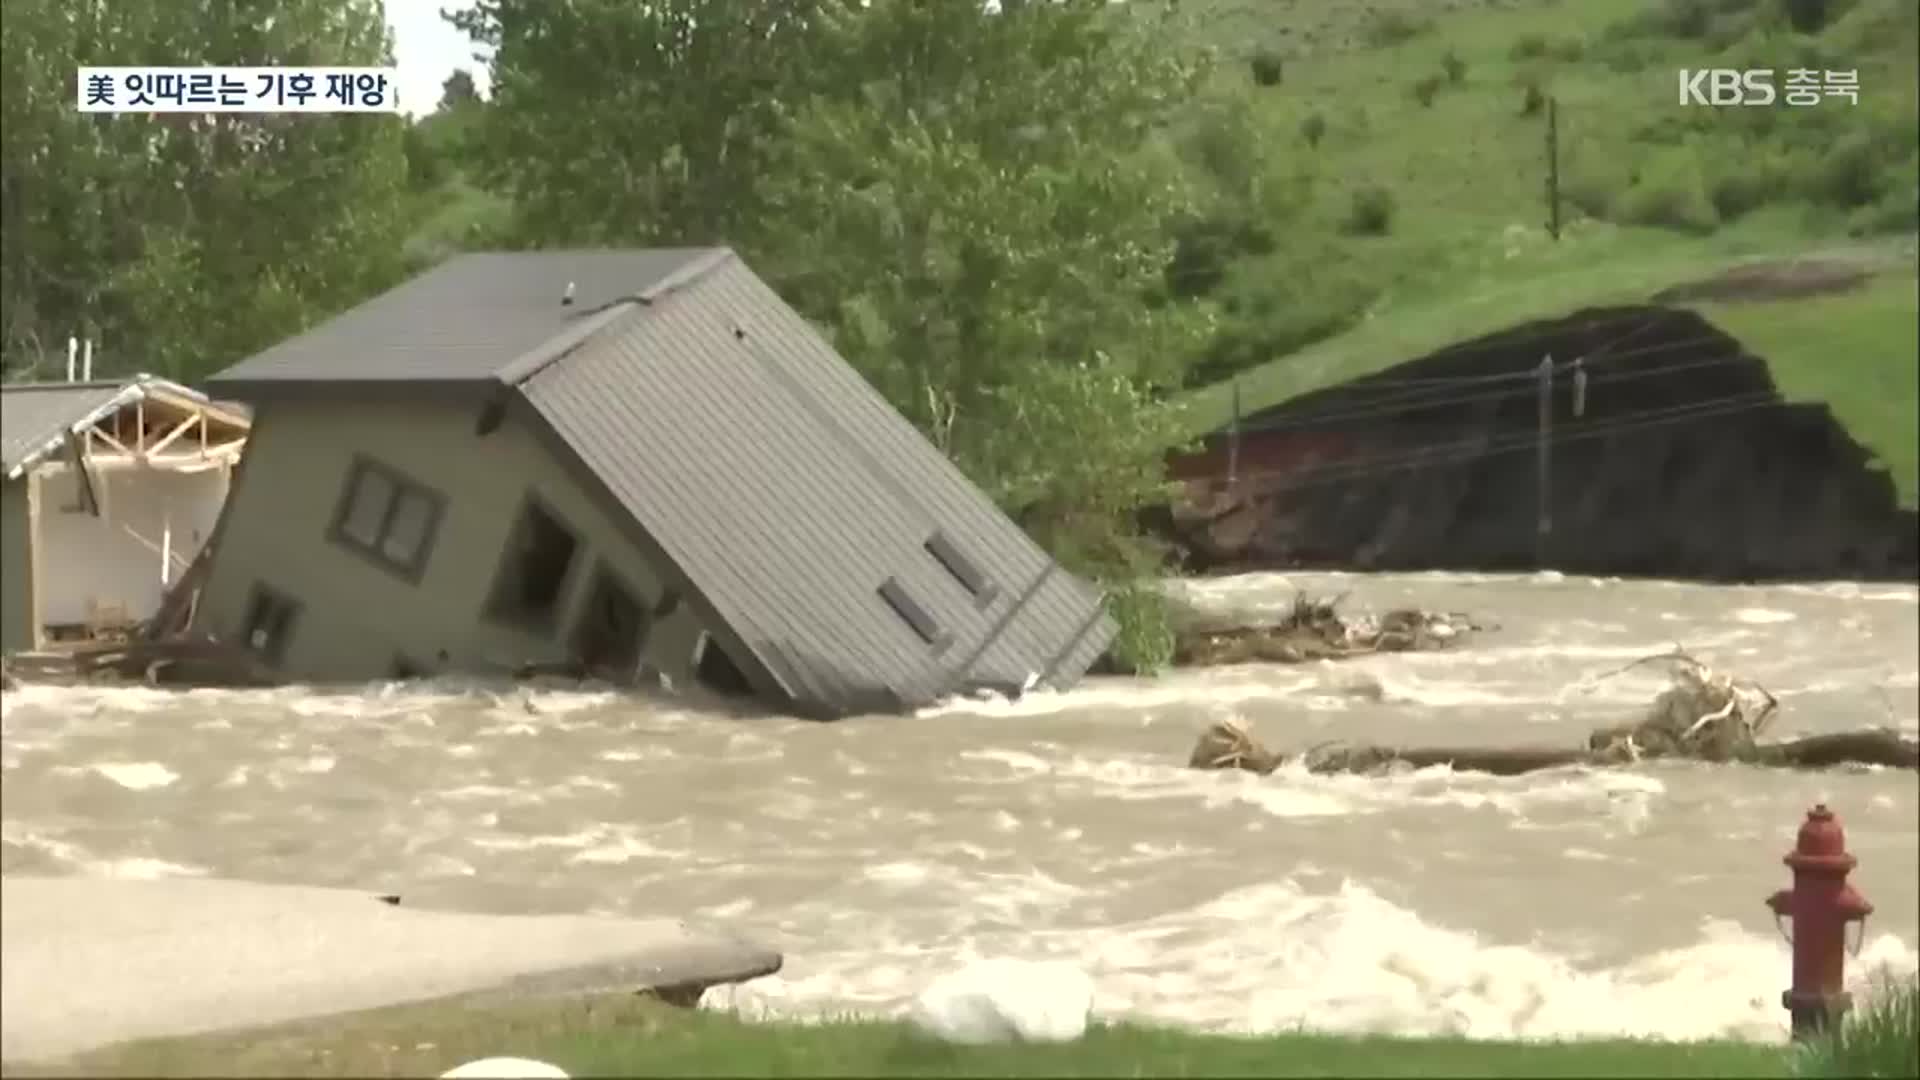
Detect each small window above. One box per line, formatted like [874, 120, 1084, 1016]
[925, 531, 998, 607]
[569, 564, 650, 676]
[693, 632, 754, 698]
[486, 497, 581, 630]
[239, 583, 300, 666]
[879, 577, 949, 651]
[329, 457, 445, 582]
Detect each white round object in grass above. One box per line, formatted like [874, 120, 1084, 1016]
[437, 1057, 570, 1079]
[906, 958, 1094, 1044]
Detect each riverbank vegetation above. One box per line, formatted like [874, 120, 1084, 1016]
[4, 0, 1914, 673]
[11, 990, 1806, 1079]
[1795, 972, 1920, 1079]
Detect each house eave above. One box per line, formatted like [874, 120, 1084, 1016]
[4, 375, 251, 482]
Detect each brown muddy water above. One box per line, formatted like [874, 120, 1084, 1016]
[3, 571, 1916, 1041]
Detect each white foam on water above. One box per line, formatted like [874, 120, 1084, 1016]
[441, 785, 551, 806]
[89, 856, 210, 879]
[518, 689, 626, 715]
[566, 826, 687, 866]
[82, 761, 180, 791]
[1776, 582, 1919, 604]
[959, 745, 1666, 824]
[916, 673, 1322, 721]
[708, 879, 1920, 1042]
[1731, 608, 1797, 625]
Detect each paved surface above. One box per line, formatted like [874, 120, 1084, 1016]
[0, 876, 782, 1064]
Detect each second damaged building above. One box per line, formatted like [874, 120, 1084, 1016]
[189, 248, 1115, 717]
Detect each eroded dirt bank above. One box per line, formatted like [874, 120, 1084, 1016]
[1158, 303, 1917, 582]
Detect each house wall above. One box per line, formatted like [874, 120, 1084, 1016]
[1, 478, 35, 654]
[35, 467, 229, 627]
[194, 397, 710, 684]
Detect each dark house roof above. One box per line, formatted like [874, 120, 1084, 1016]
[211, 250, 719, 392]
[206, 249, 1116, 717]
[2, 375, 244, 478]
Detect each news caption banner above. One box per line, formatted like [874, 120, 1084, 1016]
[1677, 67, 1860, 107]
[77, 67, 403, 113]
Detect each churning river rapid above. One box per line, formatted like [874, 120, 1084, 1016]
[3, 570, 1916, 1043]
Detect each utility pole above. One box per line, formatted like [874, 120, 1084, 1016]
[1536, 354, 1554, 567]
[1226, 380, 1242, 494]
[1546, 97, 1562, 241]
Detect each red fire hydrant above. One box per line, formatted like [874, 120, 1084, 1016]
[1766, 803, 1874, 1039]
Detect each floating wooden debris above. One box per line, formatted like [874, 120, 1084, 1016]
[1188, 650, 1919, 775]
[1173, 592, 1486, 668]
[1, 637, 278, 689]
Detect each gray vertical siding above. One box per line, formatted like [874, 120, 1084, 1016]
[518, 255, 1115, 715]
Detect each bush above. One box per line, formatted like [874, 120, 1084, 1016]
[1808, 131, 1886, 209]
[1249, 48, 1283, 87]
[1848, 181, 1920, 236]
[1509, 32, 1550, 59]
[1645, 0, 1713, 38]
[1521, 80, 1547, 116]
[1300, 111, 1327, 148]
[1165, 215, 1274, 299]
[1617, 149, 1721, 233]
[1509, 31, 1586, 61]
[1343, 185, 1396, 236]
[1563, 158, 1633, 221]
[1782, 0, 1832, 33]
[1411, 74, 1443, 107]
[1188, 243, 1380, 385]
[1360, 10, 1430, 48]
[1441, 49, 1468, 84]
[1100, 579, 1177, 675]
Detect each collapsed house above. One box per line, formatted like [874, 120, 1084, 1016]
[187, 248, 1115, 718]
[1, 375, 251, 653]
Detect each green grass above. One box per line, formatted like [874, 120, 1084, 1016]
[1701, 262, 1920, 501]
[1795, 974, 1920, 1079]
[6, 992, 1802, 1079]
[1164, 0, 1919, 500]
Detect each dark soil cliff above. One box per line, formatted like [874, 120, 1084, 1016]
[1158, 305, 1918, 582]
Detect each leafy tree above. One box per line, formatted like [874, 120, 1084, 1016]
[0, 0, 408, 381]
[406, 68, 486, 192]
[438, 68, 480, 111]
[752, 0, 1212, 671]
[450, 0, 837, 246]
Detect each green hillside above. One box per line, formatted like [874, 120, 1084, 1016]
[1159, 0, 1918, 499]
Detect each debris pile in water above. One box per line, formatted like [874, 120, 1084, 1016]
[1189, 648, 1920, 776]
[1173, 592, 1486, 668]
[1581, 649, 1778, 764]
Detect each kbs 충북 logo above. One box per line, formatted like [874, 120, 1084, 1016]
[1677, 68, 1859, 107]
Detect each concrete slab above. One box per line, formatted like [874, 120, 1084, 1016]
[0, 876, 782, 1064]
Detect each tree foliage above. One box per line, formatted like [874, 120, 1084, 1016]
[0, 0, 409, 381]
[450, 0, 839, 247]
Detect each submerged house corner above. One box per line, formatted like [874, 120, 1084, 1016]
[185, 247, 1116, 718]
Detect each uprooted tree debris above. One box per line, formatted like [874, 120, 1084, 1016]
[1188, 649, 1920, 775]
[1173, 592, 1487, 668]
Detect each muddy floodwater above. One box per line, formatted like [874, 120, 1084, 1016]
[4, 571, 1916, 1041]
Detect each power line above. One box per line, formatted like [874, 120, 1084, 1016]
[1181, 389, 1784, 493]
[1223, 334, 1757, 436]
[1219, 310, 1700, 433]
